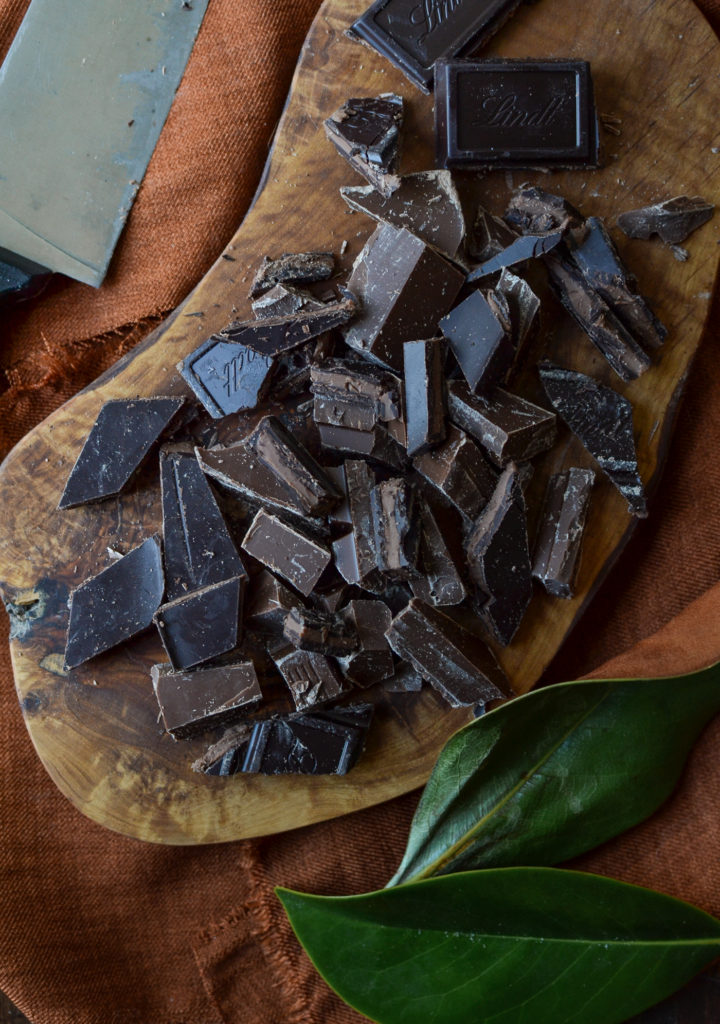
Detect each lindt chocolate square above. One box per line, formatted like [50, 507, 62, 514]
[435, 58, 600, 169]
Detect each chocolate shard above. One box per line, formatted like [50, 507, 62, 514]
[618, 195, 715, 246]
[413, 425, 497, 522]
[242, 509, 332, 596]
[466, 231, 563, 282]
[64, 536, 164, 670]
[313, 394, 377, 433]
[504, 186, 585, 236]
[250, 251, 335, 299]
[447, 380, 556, 467]
[410, 501, 466, 607]
[386, 598, 508, 707]
[311, 357, 403, 423]
[435, 59, 600, 170]
[245, 570, 303, 634]
[539, 362, 648, 517]
[154, 576, 244, 671]
[384, 662, 423, 693]
[349, 0, 524, 91]
[270, 336, 333, 400]
[332, 530, 364, 587]
[544, 250, 652, 381]
[191, 722, 255, 775]
[59, 397, 184, 509]
[251, 283, 325, 320]
[371, 478, 421, 580]
[271, 642, 349, 710]
[241, 704, 374, 775]
[494, 269, 541, 350]
[340, 170, 466, 260]
[403, 338, 446, 457]
[318, 422, 407, 470]
[466, 463, 533, 646]
[160, 448, 247, 602]
[323, 465, 352, 528]
[439, 289, 514, 394]
[343, 459, 385, 591]
[468, 205, 519, 264]
[282, 606, 358, 657]
[342, 223, 465, 371]
[324, 94, 403, 195]
[533, 467, 595, 599]
[246, 415, 340, 517]
[338, 599, 395, 687]
[220, 290, 358, 357]
[151, 661, 262, 739]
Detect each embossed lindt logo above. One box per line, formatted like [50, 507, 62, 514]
[407, 0, 463, 41]
[474, 93, 567, 129]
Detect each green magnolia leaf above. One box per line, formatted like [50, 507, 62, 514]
[278, 868, 720, 1024]
[388, 664, 720, 887]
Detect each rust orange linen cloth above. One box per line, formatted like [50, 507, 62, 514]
[1, 0, 720, 1022]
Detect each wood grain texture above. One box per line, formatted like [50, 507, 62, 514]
[0, 0, 719, 844]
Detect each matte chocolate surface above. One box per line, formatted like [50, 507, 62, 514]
[403, 338, 446, 457]
[283, 606, 358, 657]
[59, 397, 183, 510]
[324, 94, 403, 195]
[152, 661, 262, 739]
[317, 423, 407, 469]
[539, 362, 648, 517]
[466, 231, 563, 281]
[251, 283, 324, 320]
[413, 425, 497, 522]
[439, 289, 514, 394]
[64, 536, 164, 670]
[447, 380, 556, 466]
[241, 704, 374, 776]
[469, 204, 518, 263]
[339, 599, 395, 686]
[245, 570, 303, 633]
[371, 478, 421, 580]
[154, 576, 244, 671]
[344, 459, 385, 591]
[246, 415, 340, 517]
[504, 186, 584, 236]
[410, 501, 466, 607]
[618, 195, 715, 245]
[242, 509, 332, 596]
[435, 59, 599, 170]
[311, 358, 403, 424]
[271, 642, 349, 710]
[533, 467, 595, 599]
[494, 269, 541, 349]
[250, 251, 335, 298]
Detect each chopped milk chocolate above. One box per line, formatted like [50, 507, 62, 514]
[242, 509, 332, 596]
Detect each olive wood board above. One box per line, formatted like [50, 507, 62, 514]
[0, 0, 719, 845]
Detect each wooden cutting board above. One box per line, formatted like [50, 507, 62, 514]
[1, 0, 719, 845]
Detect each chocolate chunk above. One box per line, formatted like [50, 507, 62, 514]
[435, 59, 599, 170]
[466, 463, 533, 646]
[192, 722, 254, 775]
[371, 478, 421, 580]
[403, 338, 446, 457]
[386, 598, 507, 707]
[413, 425, 497, 522]
[447, 380, 556, 466]
[270, 338, 331, 399]
[251, 283, 325, 320]
[494, 269, 541, 349]
[539, 362, 648, 517]
[246, 415, 340, 517]
[241, 704, 374, 775]
[59, 397, 184, 509]
[311, 357, 403, 423]
[332, 530, 364, 587]
[467, 231, 563, 282]
[154, 576, 244, 671]
[160, 449, 247, 602]
[313, 394, 377, 433]
[338, 599, 395, 687]
[468, 204, 519, 263]
[220, 291, 357, 357]
[533, 467, 595, 599]
[343, 223, 465, 371]
[384, 662, 423, 692]
[250, 252, 335, 298]
[410, 500, 466, 607]
[349, 0, 524, 91]
[343, 460, 385, 591]
[318, 422, 407, 470]
[618, 195, 715, 245]
[323, 465, 353, 528]
[242, 509, 332, 596]
[324, 94, 403, 195]
[504, 186, 584, 236]
[271, 642, 349, 710]
[315, 583, 350, 614]
[64, 536, 164, 670]
[439, 289, 514, 393]
[245, 570, 303, 633]
[340, 170, 466, 259]
[282, 606, 358, 657]
[152, 661, 262, 739]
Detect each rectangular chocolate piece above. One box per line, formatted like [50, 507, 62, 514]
[410, 500, 466, 607]
[324, 94, 403, 195]
[371, 478, 421, 580]
[403, 338, 447, 457]
[282, 606, 358, 657]
[317, 422, 407, 470]
[251, 251, 335, 298]
[152, 662, 262, 739]
[338, 599, 395, 687]
[271, 642, 349, 710]
[311, 358, 403, 424]
[350, 0, 524, 91]
[533, 467, 595, 599]
[241, 704, 374, 776]
[242, 509, 332, 596]
[446, 380, 556, 466]
[413, 425, 497, 522]
[435, 59, 599, 170]
[343, 460, 385, 591]
[246, 415, 340, 516]
[245, 570, 303, 634]
[154, 576, 244, 671]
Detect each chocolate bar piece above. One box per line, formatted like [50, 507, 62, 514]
[539, 362, 648, 517]
[250, 251, 335, 298]
[384, 662, 423, 692]
[246, 415, 340, 517]
[283, 606, 358, 657]
[371, 478, 421, 580]
[386, 599, 507, 707]
[343, 223, 465, 371]
[343, 460, 384, 591]
[447, 380, 556, 467]
[245, 570, 303, 634]
[439, 289, 514, 394]
[313, 394, 377, 433]
[271, 642, 349, 710]
[410, 501, 466, 607]
[318, 423, 407, 470]
[618, 195, 715, 245]
[349, 0, 524, 91]
[152, 661, 262, 739]
[533, 467, 595, 599]
[413, 425, 497, 522]
[154, 576, 244, 671]
[160, 449, 247, 601]
[338, 599, 395, 687]
[251, 283, 325, 320]
[435, 59, 599, 170]
[466, 464, 533, 646]
[403, 338, 446, 457]
[324, 94, 403, 195]
[59, 397, 184, 509]
[504, 186, 584, 236]
[311, 358, 403, 423]
[191, 722, 255, 775]
[242, 509, 332, 596]
[468, 204, 519, 263]
[340, 170, 466, 260]
[466, 231, 563, 282]
[241, 704, 374, 775]
[494, 269, 541, 349]
[64, 536, 164, 670]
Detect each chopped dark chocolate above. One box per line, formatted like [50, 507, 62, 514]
[323, 465, 352, 528]
[504, 186, 584, 236]
[282, 606, 358, 657]
[371, 478, 421, 580]
[251, 283, 325, 320]
[338, 599, 395, 687]
[466, 231, 563, 282]
[332, 530, 364, 587]
[539, 362, 648, 517]
[250, 252, 335, 299]
[324, 94, 403, 195]
[340, 170, 466, 259]
[466, 463, 533, 646]
[343, 223, 465, 371]
[318, 422, 407, 470]
[468, 204, 519, 263]
[192, 722, 254, 775]
[446, 380, 556, 466]
[494, 269, 541, 349]
[245, 570, 302, 634]
[344, 459, 385, 591]
[617, 195, 715, 245]
[271, 642, 349, 710]
[439, 289, 514, 394]
[386, 598, 508, 707]
[152, 661, 262, 739]
[410, 500, 466, 607]
[384, 662, 423, 693]
[242, 509, 332, 596]
[246, 415, 340, 516]
[533, 467, 595, 599]
[313, 394, 377, 433]
[220, 291, 358, 357]
[64, 536, 165, 670]
[349, 0, 524, 91]
[59, 397, 184, 510]
[413, 425, 497, 522]
[241, 704, 374, 775]
[154, 575, 244, 671]
[403, 338, 446, 457]
[311, 357, 403, 424]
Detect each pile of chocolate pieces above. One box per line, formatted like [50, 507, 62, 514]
[58, 84, 712, 779]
